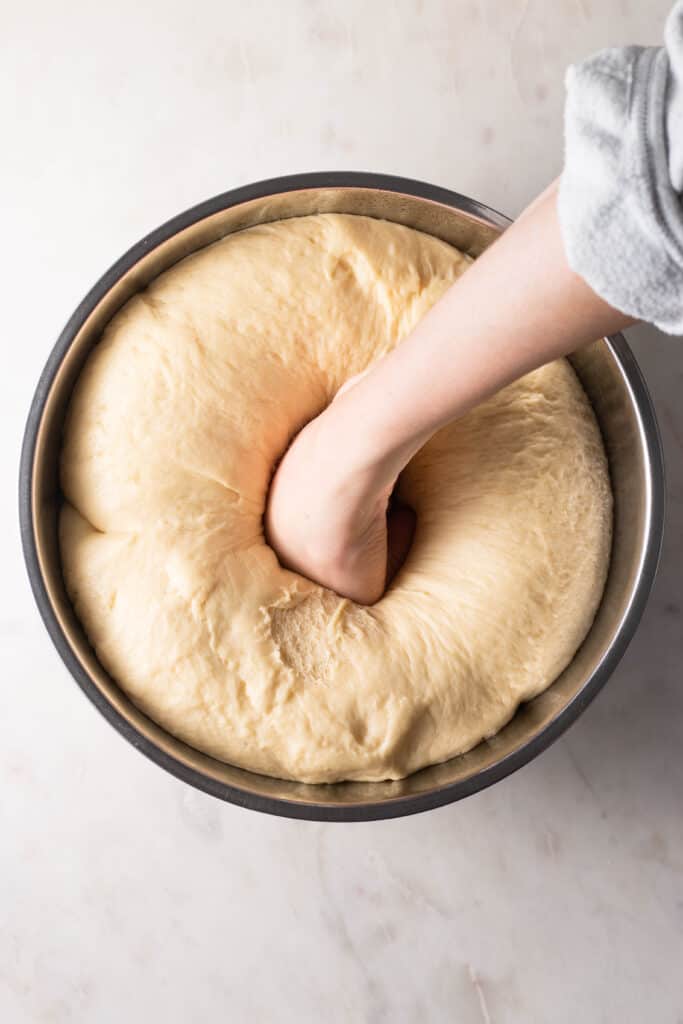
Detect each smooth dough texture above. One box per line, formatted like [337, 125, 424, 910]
[60, 213, 612, 783]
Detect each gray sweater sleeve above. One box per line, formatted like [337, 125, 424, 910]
[558, 2, 683, 335]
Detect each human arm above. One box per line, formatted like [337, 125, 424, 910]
[264, 182, 632, 604]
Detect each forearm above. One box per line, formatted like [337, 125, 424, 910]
[325, 182, 633, 488]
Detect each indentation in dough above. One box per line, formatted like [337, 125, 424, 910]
[388, 704, 438, 770]
[267, 589, 347, 680]
[347, 710, 367, 745]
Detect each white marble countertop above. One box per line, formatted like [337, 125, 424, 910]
[2, 2, 682, 1021]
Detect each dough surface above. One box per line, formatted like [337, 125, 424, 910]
[60, 214, 612, 783]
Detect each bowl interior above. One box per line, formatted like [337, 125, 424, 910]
[25, 179, 662, 819]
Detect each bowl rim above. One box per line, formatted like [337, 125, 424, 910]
[19, 171, 666, 821]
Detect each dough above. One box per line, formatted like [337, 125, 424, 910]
[60, 214, 611, 783]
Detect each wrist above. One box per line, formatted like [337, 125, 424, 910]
[319, 376, 426, 492]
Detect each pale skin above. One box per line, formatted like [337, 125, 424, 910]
[265, 181, 634, 604]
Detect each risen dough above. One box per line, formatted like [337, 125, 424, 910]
[60, 214, 611, 783]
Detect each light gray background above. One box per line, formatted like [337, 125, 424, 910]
[2, 2, 681, 1021]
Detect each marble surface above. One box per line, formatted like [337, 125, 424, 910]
[2, 1, 682, 1021]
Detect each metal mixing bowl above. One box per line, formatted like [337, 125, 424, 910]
[20, 172, 665, 820]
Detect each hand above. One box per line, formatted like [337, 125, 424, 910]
[264, 379, 416, 605]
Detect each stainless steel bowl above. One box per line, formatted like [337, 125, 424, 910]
[20, 172, 665, 820]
